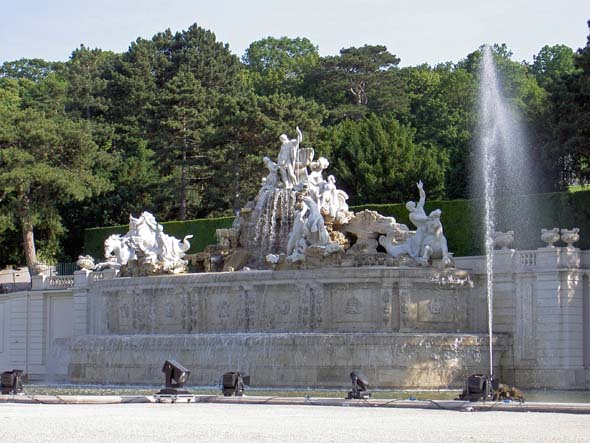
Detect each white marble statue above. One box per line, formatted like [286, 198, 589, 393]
[261, 156, 279, 190]
[319, 175, 350, 222]
[381, 181, 428, 259]
[277, 126, 302, 189]
[418, 209, 452, 266]
[102, 211, 193, 274]
[380, 181, 452, 266]
[286, 192, 332, 262]
[302, 195, 330, 246]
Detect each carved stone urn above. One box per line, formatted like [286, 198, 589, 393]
[76, 255, 95, 270]
[493, 231, 514, 250]
[32, 262, 50, 276]
[541, 228, 560, 248]
[560, 228, 580, 249]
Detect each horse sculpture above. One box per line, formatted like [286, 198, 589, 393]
[103, 234, 136, 268]
[100, 212, 194, 275]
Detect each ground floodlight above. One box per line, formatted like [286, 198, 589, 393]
[155, 360, 191, 398]
[221, 372, 250, 397]
[163, 359, 190, 388]
[1, 370, 24, 395]
[346, 371, 371, 399]
[457, 374, 499, 402]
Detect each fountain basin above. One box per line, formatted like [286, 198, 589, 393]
[66, 266, 504, 387]
[69, 332, 507, 388]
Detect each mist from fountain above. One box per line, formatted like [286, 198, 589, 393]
[477, 46, 534, 376]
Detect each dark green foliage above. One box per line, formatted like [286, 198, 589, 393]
[531, 44, 576, 89]
[0, 58, 63, 81]
[303, 45, 407, 123]
[83, 216, 234, 258]
[323, 114, 448, 205]
[242, 36, 319, 95]
[544, 21, 590, 185]
[2, 21, 590, 267]
[0, 75, 112, 268]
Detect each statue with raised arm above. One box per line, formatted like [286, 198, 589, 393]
[380, 181, 451, 266]
[380, 181, 428, 258]
[277, 126, 302, 189]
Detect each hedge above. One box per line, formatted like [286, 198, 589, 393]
[83, 190, 590, 259]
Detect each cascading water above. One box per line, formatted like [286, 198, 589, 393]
[477, 46, 532, 376]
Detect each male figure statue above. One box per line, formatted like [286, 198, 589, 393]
[277, 126, 302, 189]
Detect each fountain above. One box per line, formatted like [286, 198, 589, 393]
[476, 46, 535, 378]
[60, 126, 505, 389]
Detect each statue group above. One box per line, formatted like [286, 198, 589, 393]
[259, 126, 452, 268]
[90, 126, 452, 274]
[99, 212, 193, 275]
[379, 181, 452, 266]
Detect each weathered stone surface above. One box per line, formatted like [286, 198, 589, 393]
[69, 332, 507, 388]
[223, 249, 251, 272]
[85, 267, 478, 335]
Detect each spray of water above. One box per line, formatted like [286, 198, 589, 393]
[477, 46, 531, 376]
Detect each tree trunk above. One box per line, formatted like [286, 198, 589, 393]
[18, 192, 38, 275]
[232, 144, 241, 215]
[179, 136, 188, 221]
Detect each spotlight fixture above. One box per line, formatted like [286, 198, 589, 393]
[220, 372, 250, 396]
[346, 371, 371, 399]
[457, 374, 499, 402]
[155, 360, 194, 403]
[1, 370, 24, 395]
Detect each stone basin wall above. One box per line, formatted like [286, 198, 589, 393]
[67, 266, 502, 387]
[69, 332, 507, 388]
[84, 267, 487, 335]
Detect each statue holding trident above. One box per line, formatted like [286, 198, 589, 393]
[277, 126, 302, 189]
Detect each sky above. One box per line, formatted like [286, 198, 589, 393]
[1, 0, 589, 66]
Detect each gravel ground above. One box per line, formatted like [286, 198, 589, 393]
[0, 402, 589, 443]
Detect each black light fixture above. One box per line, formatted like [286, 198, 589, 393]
[346, 371, 371, 399]
[1, 370, 24, 395]
[220, 372, 250, 396]
[156, 360, 191, 396]
[457, 374, 499, 402]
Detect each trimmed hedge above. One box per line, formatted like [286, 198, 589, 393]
[83, 190, 590, 259]
[83, 216, 234, 259]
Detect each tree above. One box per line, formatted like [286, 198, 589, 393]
[0, 76, 111, 272]
[304, 45, 407, 122]
[324, 114, 448, 205]
[242, 36, 319, 95]
[64, 45, 116, 120]
[400, 64, 477, 198]
[0, 58, 63, 81]
[531, 44, 576, 89]
[545, 21, 590, 184]
[100, 23, 246, 221]
[155, 71, 217, 220]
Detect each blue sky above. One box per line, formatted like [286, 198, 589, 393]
[1, 0, 588, 66]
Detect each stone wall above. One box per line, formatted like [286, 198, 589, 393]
[3, 248, 589, 389]
[455, 247, 590, 389]
[81, 267, 482, 336]
[0, 289, 73, 381]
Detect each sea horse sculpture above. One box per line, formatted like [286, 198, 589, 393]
[100, 211, 193, 275]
